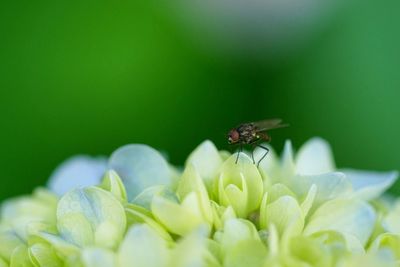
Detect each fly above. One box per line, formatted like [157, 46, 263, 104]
[227, 118, 288, 166]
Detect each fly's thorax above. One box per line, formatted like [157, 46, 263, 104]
[237, 123, 258, 144]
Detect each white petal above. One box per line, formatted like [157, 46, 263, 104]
[342, 169, 398, 200]
[109, 144, 172, 200]
[185, 140, 223, 186]
[290, 172, 352, 207]
[57, 187, 126, 249]
[118, 225, 169, 267]
[47, 156, 107, 196]
[281, 140, 295, 176]
[295, 137, 335, 175]
[82, 248, 116, 267]
[304, 199, 376, 246]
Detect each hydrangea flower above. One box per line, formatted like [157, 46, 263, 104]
[0, 137, 398, 267]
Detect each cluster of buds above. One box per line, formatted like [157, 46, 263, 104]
[0, 138, 398, 267]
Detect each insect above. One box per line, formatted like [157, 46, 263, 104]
[227, 119, 288, 166]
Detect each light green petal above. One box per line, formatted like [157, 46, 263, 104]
[168, 227, 220, 267]
[342, 169, 398, 201]
[218, 153, 263, 217]
[10, 245, 34, 267]
[300, 184, 317, 219]
[284, 235, 332, 267]
[29, 242, 62, 267]
[98, 170, 127, 202]
[185, 140, 223, 188]
[340, 254, 396, 267]
[151, 195, 208, 236]
[31, 232, 79, 258]
[177, 164, 213, 224]
[266, 183, 296, 204]
[295, 137, 335, 175]
[263, 196, 304, 237]
[1, 190, 57, 240]
[82, 248, 116, 267]
[223, 239, 268, 267]
[290, 172, 352, 208]
[281, 140, 295, 178]
[217, 219, 260, 256]
[124, 203, 172, 242]
[108, 144, 172, 200]
[0, 257, 7, 267]
[132, 185, 166, 210]
[383, 199, 400, 234]
[57, 187, 126, 249]
[259, 192, 268, 230]
[118, 225, 169, 267]
[211, 202, 236, 230]
[369, 233, 400, 260]
[310, 230, 363, 254]
[267, 224, 279, 255]
[304, 199, 376, 246]
[0, 231, 24, 262]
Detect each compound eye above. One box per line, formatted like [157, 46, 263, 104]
[229, 130, 240, 142]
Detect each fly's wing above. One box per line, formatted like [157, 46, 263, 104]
[252, 119, 289, 131]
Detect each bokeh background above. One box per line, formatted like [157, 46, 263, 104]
[0, 0, 399, 200]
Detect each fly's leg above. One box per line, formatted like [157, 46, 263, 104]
[235, 145, 243, 164]
[257, 145, 270, 167]
[251, 147, 255, 164]
[255, 133, 271, 167]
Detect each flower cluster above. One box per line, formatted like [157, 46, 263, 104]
[0, 138, 399, 267]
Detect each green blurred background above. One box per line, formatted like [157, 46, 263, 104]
[0, 0, 399, 200]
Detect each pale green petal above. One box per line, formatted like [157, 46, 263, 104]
[82, 248, 116, 267]
[29, 242, 62, 267]
[281, 140, 295, 178]
[341, 254, 396, 267]
[284, 235, 332, 267]
[219, 150, 231, 161]
[0, 231, 24, 262]
[217, 219, 260, 256]
[32, 232, 80, 258]
[310, 230, 364, 254]
[263, 196, 304, 237]
[383, 199, 400, 234]
[267, 224, 279, 255]
[98, 170, 127, 202]
[124, 203, 172, 242]
[57, 187, 126, 249]
[1, 189, 57, 240]
[10, 245, 34, 267]
[259, 192, 268, 230]
[177, 164, 213, 224]
[300, 184, 317, 219]
[342, 169, 398, 201]
[266, 183, 296, 204]
[290, 172, 352, 208]
[151, 195, 208, 236]
[211, 202, 236, 230]
[304, 199, 376, 246]
[118, 225, 169, 267]
[223, 239, 268, 267]
[108, 144, 172, 200]
[132, 185, 166, 210]
[295, 138, 335, 175]
[369, 233, 400, 260]
[47, 156, 107, 196]
[0, 257, 7, 267]
[185, 140, 223, 187]
[218, 153, 263, 217]
[168, 227, 220, 267]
